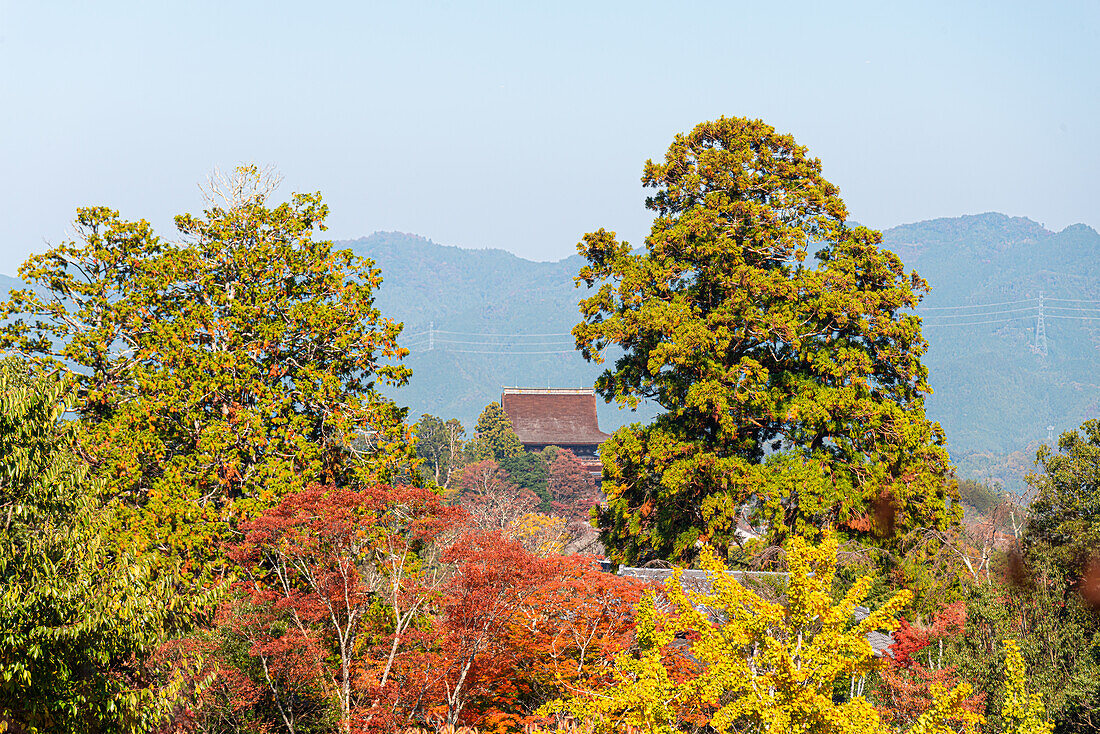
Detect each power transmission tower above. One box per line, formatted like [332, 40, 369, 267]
[1034, 291, 1048, 357]
[428, 321, 434, 352]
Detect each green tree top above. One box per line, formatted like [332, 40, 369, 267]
[414, 413, 467, 489]
[0, 208, 164, 422]
[0, 359, 204, 733]
[468, 401, 524, 462]
[0, 166, 417, 561]
[1023, 419, 1100, 584]
[574, 116, 957, 563]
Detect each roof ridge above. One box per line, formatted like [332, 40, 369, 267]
[502, 387, 596, 395]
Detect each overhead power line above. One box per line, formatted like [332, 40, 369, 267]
[922, 316, 1033, 328]
[916, 297, 1037, 311]
[434, 329, 573, 337]
[433, 341, 576, 349]
[399, 293, 1100, 357]
[1045, 297, 1100, 303]
[440, 348, 578, 355]
[922, 306, 1038, 318]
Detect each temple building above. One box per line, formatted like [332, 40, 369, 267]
[500, 387, 611, 473]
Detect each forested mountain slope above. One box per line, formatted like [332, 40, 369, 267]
[4, 215, 1098, 491]
[341, 232, 649, 433]
[351, 215, 1100, 491]
[884, 214, 1100, 489]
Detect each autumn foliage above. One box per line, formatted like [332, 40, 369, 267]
[546, 450, 600, 523]
[214, 484, 462, 732]
[877, 602, 985, 729]
[2, 139, 1083, 734]
[175, 483, 642, 733]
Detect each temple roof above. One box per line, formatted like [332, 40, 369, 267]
[501, 388, 612, 447]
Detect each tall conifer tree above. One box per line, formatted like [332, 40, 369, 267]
[467, 402, 524, 462]
[573, 117, 958, 563]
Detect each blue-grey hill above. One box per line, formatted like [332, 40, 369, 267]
[4, 214, 1097, 492]
[349, 214, 1100, 492]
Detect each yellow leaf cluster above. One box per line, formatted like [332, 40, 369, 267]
[509, 512, 568, 557]
[999, 640, 1053, 734]
[543, 534, 980, 734]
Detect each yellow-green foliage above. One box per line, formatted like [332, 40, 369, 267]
[543, 534, 980, 734]
[575, 116, 959, 565]
[0, 166, 416, 567]
[0, 359, 208, 733]
[1000, 640, 1053, 734]
[402, 725, 641, 734]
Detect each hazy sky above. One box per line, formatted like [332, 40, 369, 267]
[1, 1, 1097, 275]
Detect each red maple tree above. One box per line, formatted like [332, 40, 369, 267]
[503, 555, 642, 699]
[455, 459, 540, 531]
[182, 482, 643, 733]
[372, 534, 642, 731]
[877, 601, 984, 728]
[224, 483, 463, 734]
[546, 450, 601, 523]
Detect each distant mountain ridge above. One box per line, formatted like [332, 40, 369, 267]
[0, 274, 23, 295]
[880, 213, 1100, 489]
[339, 231, 635, 432]
[4, 213, 1099, 491]
[349, 214, 1100, 492]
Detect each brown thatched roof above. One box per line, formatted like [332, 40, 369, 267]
[500, 388, 611, 447]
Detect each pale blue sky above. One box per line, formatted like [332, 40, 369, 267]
[1, 1, 1097, 275]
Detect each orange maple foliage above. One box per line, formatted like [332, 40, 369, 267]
[877, 601, 985, 729]
[224, 483, 464, 734]
[365, 535, 641, 732]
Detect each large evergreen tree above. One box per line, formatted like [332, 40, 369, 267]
[573, 116, 958, 563]
[0, 166, 416, 563]
[467, 402, 524, 462]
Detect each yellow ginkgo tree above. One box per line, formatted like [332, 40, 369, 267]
[999, 640, 1053, 734]
[543, 533, 982, 734]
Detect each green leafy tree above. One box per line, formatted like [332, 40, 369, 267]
[957, 479, 1005, 516]
[1024, 420, 1100, 584]
[414, 413, 467, 490]
[0, 166, 416, 562]
[944, 580, 1098, 734]
[466, 401, 524, 463]
[572, 116, 957, 564]
[0, 359, 206, 733]
[500, 449, 553, 509]
[0, 208, 166, 426]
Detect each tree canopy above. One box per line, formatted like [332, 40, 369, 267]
[414, 413, 466, 490]
[0, 359, 204, 732]
[467, 402, 524, 462]
[0, 166, 416, 563]
[1023, 420, 1100, 584]
[573, 116, 958, 563]
[543, 534, 981, 734]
